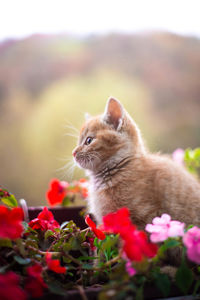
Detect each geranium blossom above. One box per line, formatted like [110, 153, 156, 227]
[78, 178, 89, 198]
[102, 207, 135, 238]
[183, 226, 200, 264]
[29, 207, 60, 231]
[25, 264, 47, 298]
[123, 230, 158, 261]
[85, 215, 106, 240]
[46, 179, 69, 206]
[0, 272, 27, 300]
[0, 206, 24, 240]
[102, 208, 157, 261]
[145, 214, 185, 243]
[68, 179, 89, 199]
[46, 252, 66, 274]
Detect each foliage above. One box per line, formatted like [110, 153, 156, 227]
[0, 186, 200, 299]
[172, 147, 200, 178]
[184, 148, 200, 177]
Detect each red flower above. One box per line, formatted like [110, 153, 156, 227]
[79, 178, 87, 183]
[46, 179, 69, 206]
[0, 271, 27, 300]
[0, 206, 24, 240]
[46, 252, 66, 274]
[102, 207, 135, 238]
[85, 215, 106, 240]
[25, 264, 47, 298]
[102, 207, 157, 262]
[29, 207, 60, 231]
[81, 187, 88, 198]
[123, 230, 158, 261]
[78, 179, 89, 198]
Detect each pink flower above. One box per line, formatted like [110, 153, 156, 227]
[125, 261, 137, 277]
[172, 148, 184, 165]
[145, 214, 185, 243]
[183, 226, 200, 264]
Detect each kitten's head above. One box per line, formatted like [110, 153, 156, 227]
[73, 97, 145, 172]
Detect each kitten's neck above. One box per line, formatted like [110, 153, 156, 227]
[89, 155, 136, 189]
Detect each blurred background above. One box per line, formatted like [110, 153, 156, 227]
[0, 0, 200, 205]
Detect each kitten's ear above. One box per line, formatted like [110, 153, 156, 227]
[103, 97, 124, 130]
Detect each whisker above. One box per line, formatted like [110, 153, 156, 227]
[55, 156, 73, 162]
[63, 121, 79, 134]
[65, 163, 76, 181]
[56, 161, 74, 173]
[63, 133, 79, 139]
[56, 159, 76, 181]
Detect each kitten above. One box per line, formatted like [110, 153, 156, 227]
[73, 97, 200, 229]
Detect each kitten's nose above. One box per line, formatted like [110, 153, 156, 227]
[72, 150, 77, 157]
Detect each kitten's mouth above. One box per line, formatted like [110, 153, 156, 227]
[74, 155, 90, 170]
[74, 153, 99, 170]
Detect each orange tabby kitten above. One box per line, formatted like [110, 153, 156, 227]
[73, 97, 200, 229]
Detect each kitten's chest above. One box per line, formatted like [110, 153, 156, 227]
[87, 173, 158, 226]
[87, 179, 133, 224]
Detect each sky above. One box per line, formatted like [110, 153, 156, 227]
[0, 0, 200, 41]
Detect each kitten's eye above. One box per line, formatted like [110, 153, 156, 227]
[85, 137, 93, 145]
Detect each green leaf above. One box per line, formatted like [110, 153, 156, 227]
[62, 241, 72, 252]
[193, 280, 200, 296]
[154, 272, 171, 297]
[60, 221, 69, 229]
[1, 194, 18, 208]
[0, 265, 10, 273]
[16, 238, 26, 256]
[47, 282, 67, 296]
[62, 235, 81, 252]
[52, 240, 63, 251]
[78, 256, 98, 261]
[63, 256, 72, 263]
[94, 237, 99, 248]
[164, 238, 180, 249]
[135, 284, 143, 300]
[82, 263, 93, 270]
[194, 148, 200, 160]
[62, 196, 71, 207]
[14, 256, 31, 265]
[175, 262, 193, 294]
[22, 221, 29, 231]
[0, 238, 12, 248]
[44, 230, 54, 240]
